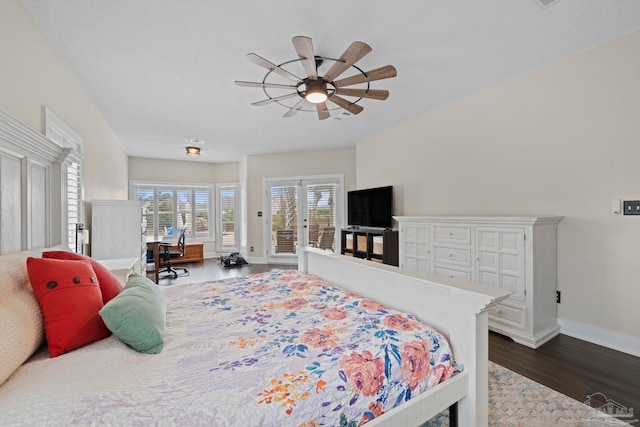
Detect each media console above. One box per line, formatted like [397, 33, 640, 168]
[340, 228, 399, 266]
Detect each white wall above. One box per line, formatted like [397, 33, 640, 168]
[357, 30, 640, 347]
[128, 157, 239, 184]
[0, 0, 129, 202]
[246, 148, 356, 261]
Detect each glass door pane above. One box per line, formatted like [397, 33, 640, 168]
[269, 184, 299, 260]
[304, 182, 337, 251]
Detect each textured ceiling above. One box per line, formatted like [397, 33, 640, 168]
[18, 0, 640, 163]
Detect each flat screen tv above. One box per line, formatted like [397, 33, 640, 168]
[347, 186, 393, 229]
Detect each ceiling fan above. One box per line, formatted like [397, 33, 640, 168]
[235, 36, 397, 120]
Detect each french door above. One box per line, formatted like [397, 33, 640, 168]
[265, 176, 342, 264]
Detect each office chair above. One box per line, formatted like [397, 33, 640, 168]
[158, 228, 189, 279]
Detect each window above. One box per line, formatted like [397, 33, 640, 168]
[44, 107, 84, 252]
[131, 182, 213, 241]
[240, 181, 247, 251]
[216, 183, 239, 251]
[66, 156, 82, 251]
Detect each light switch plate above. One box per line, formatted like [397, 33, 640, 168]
[623, 201, 640, 215]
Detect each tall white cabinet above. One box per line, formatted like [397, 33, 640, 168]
[395, 216, 563, 348]
[91, 200, 147, 276]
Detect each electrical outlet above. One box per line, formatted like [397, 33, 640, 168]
[556, 291, 561, 304]
[623, 201, 640, 215]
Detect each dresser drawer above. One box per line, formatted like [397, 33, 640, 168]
[433, 244, 472, 266]
[489, 303, 526, 330]
[433, 264, 471, 281]
[161, 242, 204, 264]
[433, 225, 471, 245]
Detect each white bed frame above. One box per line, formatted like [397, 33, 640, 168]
[0, 109, 73, 253]
[300, 248, 511, 427]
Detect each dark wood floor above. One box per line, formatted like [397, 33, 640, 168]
[490, 331, 639, 420]
[152, 259, 640, 418]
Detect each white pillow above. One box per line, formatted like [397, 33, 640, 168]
[0, 252, 44, 385]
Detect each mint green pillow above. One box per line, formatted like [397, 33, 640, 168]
[99, 273, 166, 354]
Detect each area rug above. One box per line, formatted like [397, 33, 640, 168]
[421, 361, 633, 426]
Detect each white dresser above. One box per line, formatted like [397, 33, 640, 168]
[395, 216, 563, 348]
[91, 200, 147, 276]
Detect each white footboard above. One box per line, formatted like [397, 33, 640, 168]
[299, 248, 511, 427]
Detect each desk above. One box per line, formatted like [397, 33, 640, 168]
[146, 238, 161, 284]
[146, 240, 204, 283]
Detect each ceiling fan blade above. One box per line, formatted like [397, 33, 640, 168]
[334, 88, 389, 101]
[246, 53, 301, 82]
[251, 92, 300, 106]
[292, 36, 318, 80]
[322, 41, 372, 82]
[333, 65, 398, 88]
[235, 80, 297, 89]
[327, 95, 364, 115]
[316, 102, 330, 120]
[283, 98, 308, 118]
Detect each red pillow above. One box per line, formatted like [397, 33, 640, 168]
[26, 257, 111, 357]
[42, 251, 123, 303]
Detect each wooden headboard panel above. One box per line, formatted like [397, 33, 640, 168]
[0, 109, 72, 253]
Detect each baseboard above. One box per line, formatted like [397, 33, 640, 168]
[558, 318, 640, 357]
[204, 252, 249, 260]
[246, 255, 268, 264]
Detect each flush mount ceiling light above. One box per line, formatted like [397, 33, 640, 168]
[235, 36, 397, 120]
[185, 146, 201, 157]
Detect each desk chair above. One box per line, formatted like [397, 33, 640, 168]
[158, 228, 189, 279]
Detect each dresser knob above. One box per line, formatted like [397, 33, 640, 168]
[449, 253, 453, 257]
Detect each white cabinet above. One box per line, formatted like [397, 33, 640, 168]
[395, 216, 562, 348]
[400, 222, 431, 272]
[91, 200, 146, 276]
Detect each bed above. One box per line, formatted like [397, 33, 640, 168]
[0, 109, 511, 426]
[0, 248, 509, 427]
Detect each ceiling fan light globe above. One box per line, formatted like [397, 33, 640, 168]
[305, 90, 328, 104]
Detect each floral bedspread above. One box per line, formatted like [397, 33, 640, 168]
[0, 270, 454, 427]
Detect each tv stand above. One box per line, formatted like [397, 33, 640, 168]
[340, 228, 399, 267]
